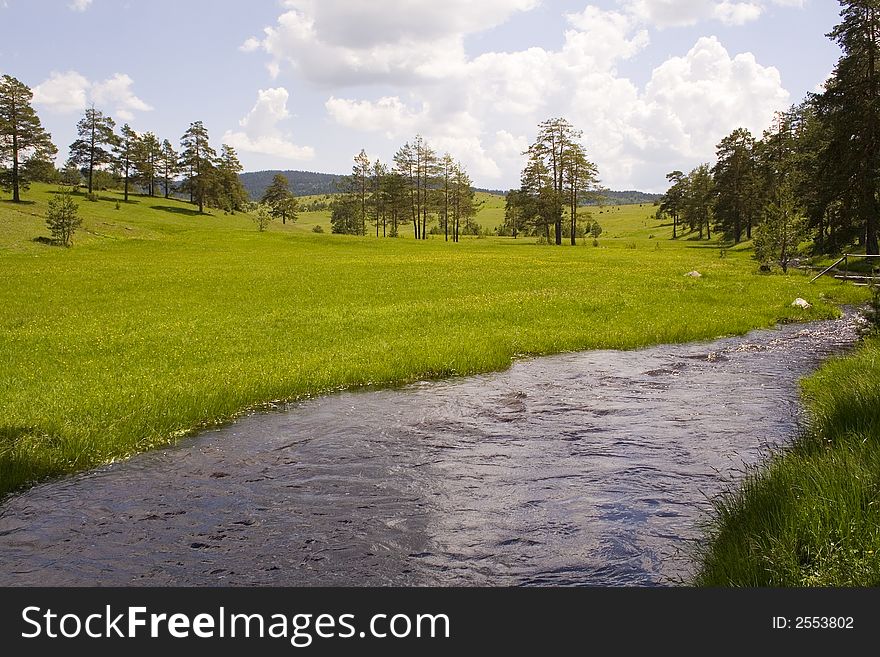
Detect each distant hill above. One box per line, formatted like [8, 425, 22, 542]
[240, 170, 345, 199]
[596, 190, 663, 205]
[240, 170, 661, 205]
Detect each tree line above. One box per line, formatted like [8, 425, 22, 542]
[659, 0, 880, 268]
[0, 73, 249, 215]
[330, 136, 480, 241]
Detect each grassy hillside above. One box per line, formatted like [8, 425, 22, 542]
[0, 184, 866, 498]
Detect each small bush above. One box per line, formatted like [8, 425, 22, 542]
[252, 204, 274, 232]
[312, 225, 324, 233]
[86, 192, 98, 202]
[46, 189, 82, 247]
[114, 201, 121, 211]
[592, 239, 599, 247]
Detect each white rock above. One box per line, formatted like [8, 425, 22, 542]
[792, 298, 812, 309]
[685, 271, 702, 278]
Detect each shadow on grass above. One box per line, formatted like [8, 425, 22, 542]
[0, 199, 36, 206]
[31, 236, 64, 247]
[150, 205, 206, 217]
[0, 426, 67, 499]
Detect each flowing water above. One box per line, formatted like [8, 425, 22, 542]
[0, 311, 863, 586]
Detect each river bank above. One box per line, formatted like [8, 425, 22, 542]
[695, 313, 880, 586]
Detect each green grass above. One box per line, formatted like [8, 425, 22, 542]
[0, 184, 868, 498]
[695, 330, 880, 586]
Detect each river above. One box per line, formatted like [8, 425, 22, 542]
[0, 310, 862, 586]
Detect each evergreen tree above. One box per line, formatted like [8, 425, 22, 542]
[113, 124, 138, 202]
[525, 118, 581, 245]
[682, 164, 714, 240]
[0, 74, 57, 202]
[563, 141, 600, 245]
[260, 173, 298, 224]
[816, 0, 880, 254]
[179, 121, 216, 213]
[46, 188, 82, 246]
[712, 128, 761, 243]
[353, 149, 371, 236]
[753, 182, 811, 272]
[134, 132, 162, 197]
[504, 189, 530, 238]
[159, 139, 179, 199]
[215, 144, 248, 213]
[68, 107, 116, 196]
[659, 170, 687, 239]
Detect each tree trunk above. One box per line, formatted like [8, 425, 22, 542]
[11, 130, 20, 203]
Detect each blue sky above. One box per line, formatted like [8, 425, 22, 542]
[0, 1, 844, 191]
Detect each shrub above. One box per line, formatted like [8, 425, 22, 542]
[46, 189, 82, 247]
[312, 225, 324, 233]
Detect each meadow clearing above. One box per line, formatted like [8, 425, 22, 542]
[1, 184, 876, 585]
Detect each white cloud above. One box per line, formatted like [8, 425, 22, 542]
[32, 70, 151, 122]
[243, 0, 538, 85]
[246, 1, 798, 188]
[222, 88, 314, 160]
[637, 36, 789, 158]
[69, 0, 92, 11]
[325, 96, 429, 139]
[713, 2, 763, 25]
[621, 0, 806, 28]
[33, 71, 90, 114]
[91, 73, 153, 119]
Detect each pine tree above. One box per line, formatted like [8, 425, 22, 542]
[68, 107, 116, 196]
[113, 124, 138, 202]
[46, 188, 82, 246]
[712, 128, 760, 243]
[134, 132, 162, 197]
[0, 75, 57, 202]
[215, 144, 248, 213]
[260, 173, 298, 224]
[353, 149, 371, 236]
[817, 0, 880, 254]
[159, 139, 179, 199]
[179, 121, 216, 213]
[659, 171, 687, 239]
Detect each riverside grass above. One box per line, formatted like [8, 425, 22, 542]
[695, 332, 880, 586]
[0, 185, 868, 499]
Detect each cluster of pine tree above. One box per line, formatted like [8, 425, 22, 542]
[660, 1, 880, 266]
[330, 136, 480, 241]
[0, 74, 248, 214]
[504, 118, 604, 245]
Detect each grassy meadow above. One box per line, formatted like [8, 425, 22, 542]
[0, 184, 868, 502]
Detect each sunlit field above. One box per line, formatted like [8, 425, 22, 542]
[0, 184, 866, 498]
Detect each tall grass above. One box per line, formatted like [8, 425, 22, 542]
[0, 185, 867, 497]
[695, 332, 880, 586]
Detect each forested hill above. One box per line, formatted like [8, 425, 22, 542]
[598, 190, 662, 205]
[240, 169, 662, 205]
[240, 170, 345, 198]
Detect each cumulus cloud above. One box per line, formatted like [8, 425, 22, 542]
[248, 1, 800, 188]
[622, 0, 786, 27]
[32, 71, 90, 114]
[222, 88, 314, 160]
[242, 0, 538, 85]
[33, 70, 152, 121]
[325, 96, 429, 139]
[69, 0, 92, 11]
